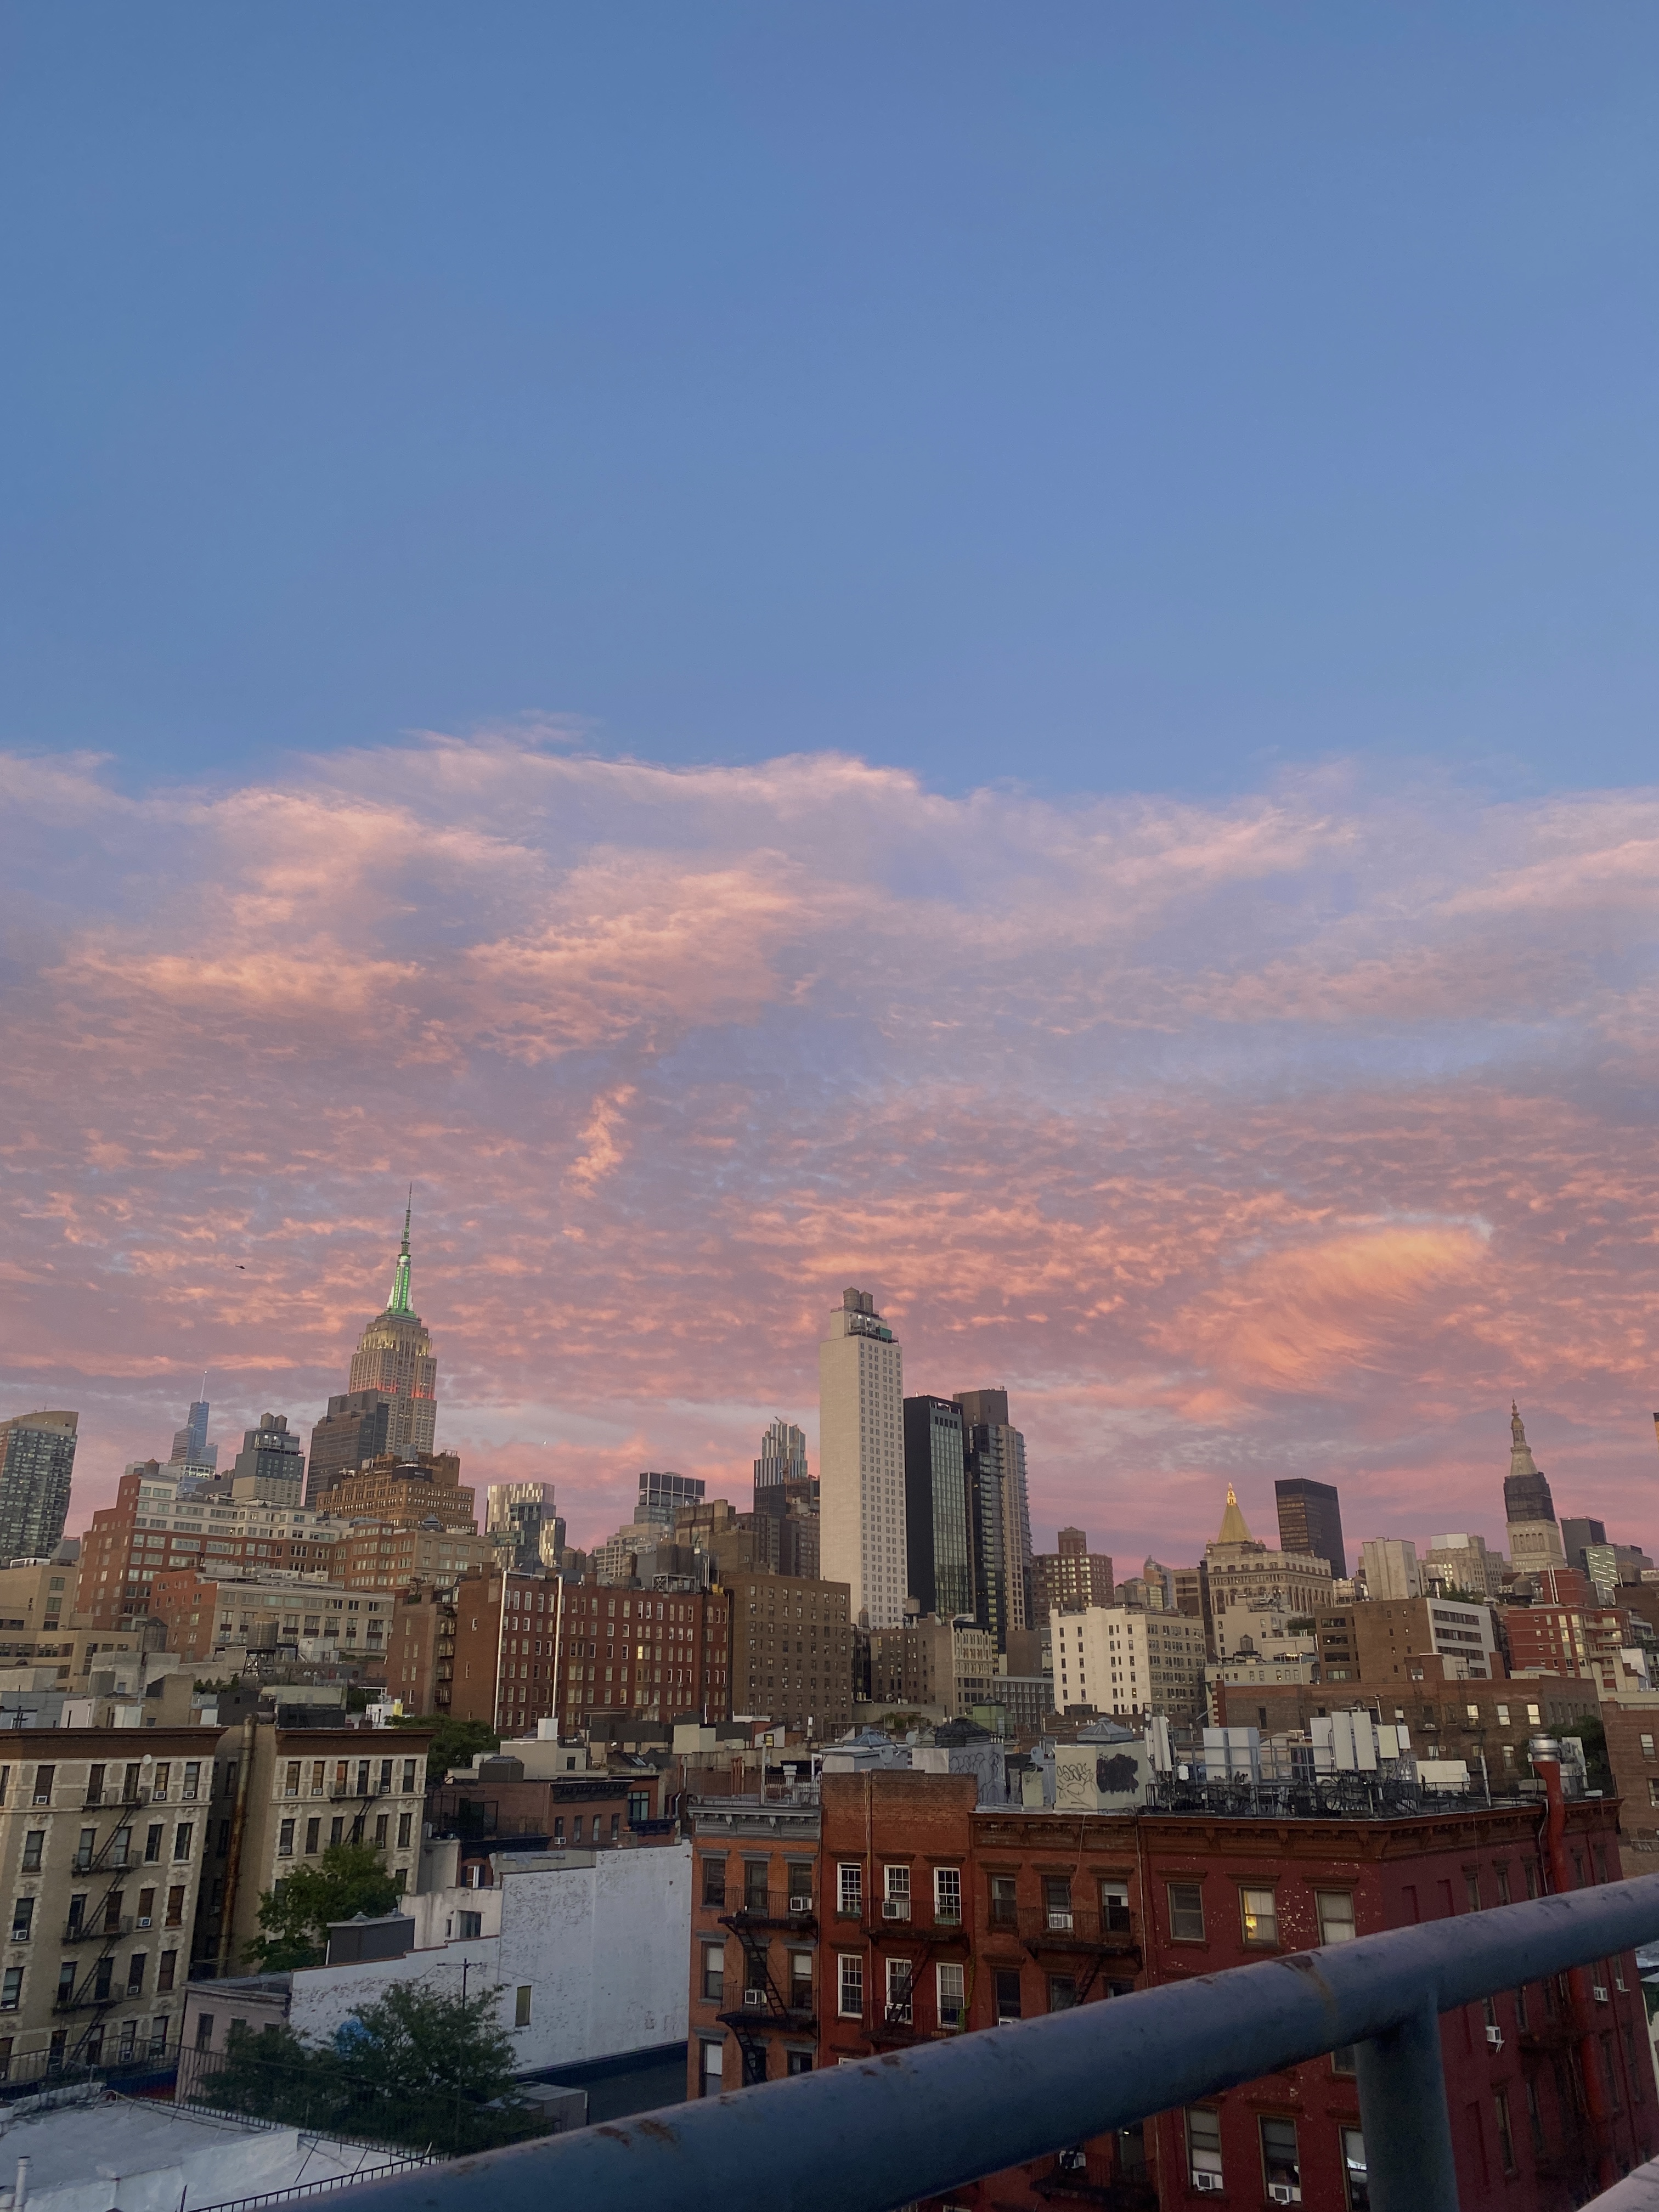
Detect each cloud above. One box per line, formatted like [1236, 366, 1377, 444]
[4, 733, 1659, 1564]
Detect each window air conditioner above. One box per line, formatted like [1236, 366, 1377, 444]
[743, 1989, 766, 2010]
[1486, 2025, 1504, 2050]
[883, 1898, 910, 1920]
[789, 1896, 811, 1914]
[1268, 2188, 1300, 2205]
[1594, 1985, 1610, 2003]
[1046, 1911, 1074, 1932]
[1192, 2174, 1223, 2193]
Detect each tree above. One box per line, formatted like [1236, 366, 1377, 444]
[394, 1712, 498, 1779]
[247, 1842, 400, 1971]
[193, 1987, 528, 2155]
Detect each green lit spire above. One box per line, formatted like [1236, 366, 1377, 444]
[388, 1189, 414, 1314]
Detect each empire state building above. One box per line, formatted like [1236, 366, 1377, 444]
[347, 1200, 438, 1458]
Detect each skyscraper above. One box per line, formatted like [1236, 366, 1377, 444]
[955, 1388, 1031, 1650]
[170, 1381, 217, 1472]
[305, 1389, 393, 1507]
[902, 1395, 974, 1621]
[635, 1470, 705, 1530]
[1273, 1477, 1347, 1579]
[1504, 1403, 1566, 1571]
[0, 1410, 78, 1563]
[230, 1413, 306, 1503]
[820, 1287, 906, 1629]
[347, 1198, 438, 1460]
[487, 1480, 558, 1571]
[754, 1418, 810, 1498]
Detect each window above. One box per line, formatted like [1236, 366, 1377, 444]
[883, 1865, 911, 1918]
[8, 1901, 30, 1944]
[278, 1820, 295, 1858]
[1645, 1734, 1657, 1762]
[305, 1818, 320, 1855]
[1101, 1881, 1131, 1934]
[284, 1762, 300, 1796]
[572, 1817, 584, 1844]
[787, 1950, 812, 2011]
[158, 1950, 177, 1991]
[1043, 1877, 1073, 1931]
[838, 1863, 863, 1917]
[785, 2049, 811, 2075]
[1331, 2046, 1356, 2076]
[165, 1887, 185, 1928]
[838, 1954, 864, 2018]
[1260, 2116, 1300, 2200]
[1316, 1891, 1356, 1945]
[1341, 2128, 1368, 2210]
[127, 1953, 145, 1995]
[1494, 2089, 1516, 2174]
[702, 1943, 725, 2004]
[1186, 2108, 1222, 2188]
[1048, 1974, 1078, 2012]
[934, 1866, 962, 1923]
[514, 1986, 532, 2028]
[989, 1875, 1018, 1929]
[994, 1968, 1022, 2024]
[885, 1957, 913, 2023]
[1496, 1865, 1511, 1905]
[937, 1961, 966, 2029]
[698, 2039, 724, 2097]
[31, 1768, 53, 1808]
[195, 2013, 215, 2051]
[20, 1835, 41, 1874]
[173, 1825, 194, 1860]
[1168, 1882, 1205, 1942]
[1240, 1887, 1278, 1945]
[397, 1812, 412, 1849]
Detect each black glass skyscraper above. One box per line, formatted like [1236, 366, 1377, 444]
[902, 1396, 974, 1621]
[1273, 1477, 1347, 1579]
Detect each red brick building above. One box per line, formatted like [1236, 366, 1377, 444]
[687, 1793, 823, 2097]
[1503, 1604, 1591, 1680]
[809, 1772, 1650, 2211]
[76, 1466, 343, 1628]
[447, 1570, 733, 1733]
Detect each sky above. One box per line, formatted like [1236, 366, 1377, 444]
[4, 7, 1659, 1562]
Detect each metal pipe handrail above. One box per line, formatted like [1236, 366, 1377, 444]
[339, 1871, 1659, 2212]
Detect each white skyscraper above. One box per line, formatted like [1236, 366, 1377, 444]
[820, 1286, 906, 1629]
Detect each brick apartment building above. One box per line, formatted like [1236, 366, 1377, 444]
[795, 1770, 1649, 2211]
[0, 1730, 217, 2072]
[76, 1466, 345, 1629]
[1032, 1529, 1114, 1618]
[727, 1575, 853, 1735]
[429, 1754, 664, 1880]
[1314, 1595, 1500, 1686]
[147, 1569, 393, 1668]
[1211, 1669, 1601, 1790]
[688, 1792, 822, 2097]
[383, 1582, 459, 1713]
[447, 1571, 733, 1734]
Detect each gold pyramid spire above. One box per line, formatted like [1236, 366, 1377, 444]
[1216, 1483, 1254, 1545]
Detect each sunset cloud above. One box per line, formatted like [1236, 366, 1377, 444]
[4, 732, 1659, 1565]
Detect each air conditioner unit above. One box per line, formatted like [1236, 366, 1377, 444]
[1594, 1985, 1610, 2004]
[1268, 2188, 1300, 2206]
[788, 1896, 811, 1914]
[1486, 2025, 1503, 2050]
[1047, 1911, 1074, 1932]
[1192, 2174, 1223, 2193]
[883, 1898, 910, 1920]
[743, 1989, 766, 2010]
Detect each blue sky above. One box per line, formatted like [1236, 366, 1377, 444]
[5, 3, 1657, 800]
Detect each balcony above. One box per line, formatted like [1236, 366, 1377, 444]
[1012, 1906, 1141, 1961]
[332, 1869, 1659, 2212]
[721, 1891, 816, 1932]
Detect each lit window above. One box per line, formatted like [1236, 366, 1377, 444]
[1240, 1888, 1278, 1946]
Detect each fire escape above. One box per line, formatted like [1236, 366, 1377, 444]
[716, 1886, 817, 2085]
[54, 1772, 153, 2061]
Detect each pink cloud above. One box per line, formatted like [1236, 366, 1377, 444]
[3, 733, 1659, 1569]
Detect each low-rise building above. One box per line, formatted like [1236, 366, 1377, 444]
[814, 1769, 1650, 2209]
[687, 1791, 822, 2096]
[190, 1722, 431, 1976]
[0, 1728, 217, 2075]
[1051, 1606, 1207, 1723]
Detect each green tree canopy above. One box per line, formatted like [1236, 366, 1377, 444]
[248, 1842, 400, 1971]
[393, 1712, 498, 1778]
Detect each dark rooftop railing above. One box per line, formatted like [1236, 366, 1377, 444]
[340, 1871, 1659, 2212]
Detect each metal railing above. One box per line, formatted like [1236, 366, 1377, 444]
[339, 1871, 1659, 2212]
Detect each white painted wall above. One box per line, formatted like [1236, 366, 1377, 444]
[285, 1843, 692, 2072]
